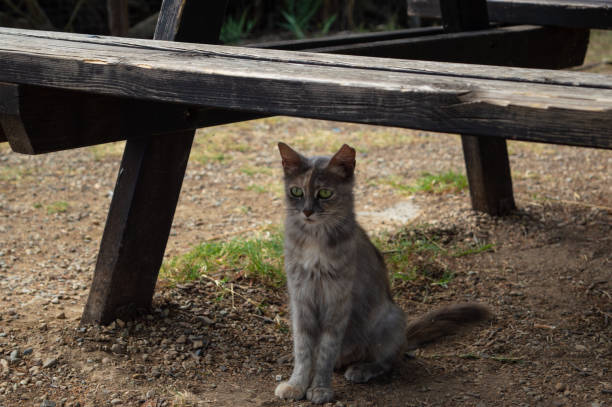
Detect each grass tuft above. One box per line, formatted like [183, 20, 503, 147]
[46, 201, 69, 214]
[385, 171, 467, 195]
[161, 230, 285, 287]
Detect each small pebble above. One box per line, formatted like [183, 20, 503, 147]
[275, 374, 283, 382]
[9, 350, 19, 362]
[555, 383, 566, 392]
[42, 357, 57, 369]
[56, 312, 66, 320]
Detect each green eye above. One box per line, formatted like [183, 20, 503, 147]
[289, 187, 303, 197]
[317, 189, 333, 199]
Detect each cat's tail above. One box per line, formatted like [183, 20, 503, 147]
[405, 303, 491, 350]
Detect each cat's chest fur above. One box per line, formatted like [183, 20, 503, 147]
[288, 238, 333, 275]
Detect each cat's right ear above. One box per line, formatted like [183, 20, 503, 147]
[278, 142, 304, 175]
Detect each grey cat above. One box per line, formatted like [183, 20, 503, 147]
[275, 142, 490, 404]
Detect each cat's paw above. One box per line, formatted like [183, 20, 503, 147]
[306, 386, 334, 404]
[275, 381, 306, 400]
[344, 364, 374, 383]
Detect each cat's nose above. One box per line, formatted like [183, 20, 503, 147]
[303, 209, 314, 217]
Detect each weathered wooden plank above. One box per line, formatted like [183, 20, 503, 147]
[80, 0, 229, 325]
[407, 0, 612, 29]
[0, 27, 602, 88]
[441, 0, 516, 216]
[1, 25, 589, 155]
[0, 28, 610, 148]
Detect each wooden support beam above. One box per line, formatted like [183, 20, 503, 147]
[441, 0, 516, 216]
[291, 25, 588, 69]
[0, 28, 610, 149]
[107, 0, 130, 36]
[81, 0, 229, 325]
[407, 0, 612, 30]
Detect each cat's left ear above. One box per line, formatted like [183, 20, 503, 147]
[278, 142, 305, 175]
[327, 144, 356, 178]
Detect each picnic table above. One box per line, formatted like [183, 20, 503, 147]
[0, 0, 610, 325]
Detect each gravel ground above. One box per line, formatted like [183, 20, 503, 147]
[0, 117, 610, 407]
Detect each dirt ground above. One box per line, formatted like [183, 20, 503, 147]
[0, 115, 609, 407]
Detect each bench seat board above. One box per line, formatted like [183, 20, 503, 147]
[407, 0, 612, 30]
[0, 28, 610, 148]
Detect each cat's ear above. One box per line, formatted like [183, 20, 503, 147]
[327, 144, 356, 178]
[278, 142, 304, 174]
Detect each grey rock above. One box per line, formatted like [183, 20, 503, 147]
[43, 357, 58, 368]
[8, 350, 19, 362]
[110, 344, 125, 354]
[40, 401, 56, 407]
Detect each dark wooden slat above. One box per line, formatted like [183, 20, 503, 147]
[253, 27, 445, 50]
[107, 0, 130, 36]
[298, 26, 588, 69]
[81, 0, 229, 325]
[407, 0, 612, 30]
[0, 29, 611, 149]
[1, 25, 588, 155]
[441, 0, 516, 216]
[0, 84, 261, 154]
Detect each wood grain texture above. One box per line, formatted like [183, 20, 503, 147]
[81, 0, 229, 325]
[407, 0, 612, 29]
[0, 27, 609, 148]
[2, 25, 588, 155]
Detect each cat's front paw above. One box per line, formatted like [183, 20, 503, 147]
[306, 386, 334, 404]
[344, 364, 374, 383]
[275, 381, 306, 400]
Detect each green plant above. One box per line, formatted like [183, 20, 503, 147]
[411, 171, 468, 194]
[220, 8, 256, 44]
[280, 0, 323, 39]
[386, 171, 468, 195]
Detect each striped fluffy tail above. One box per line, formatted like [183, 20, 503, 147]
[405, 303, 491, 350]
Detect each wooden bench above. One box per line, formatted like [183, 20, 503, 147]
[0, 0, 610, 325]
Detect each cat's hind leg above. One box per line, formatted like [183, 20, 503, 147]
[344, 303, 406, 383]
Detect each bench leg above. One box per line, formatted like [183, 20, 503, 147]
[461, 135, 516, 216]
[81, 133, 194, 324]
[81, 0, 229, 324]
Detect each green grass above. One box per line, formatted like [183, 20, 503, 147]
[376, 228, 448, 286]
[385, 171, 468, 195]
[247, 184, 268, 193]
[161, 230, 285, 287]
[46, 201, 69, 214]
[161, 224, 493, 291]
[453, 243, 495, 258]
[411, 171, 468, 194]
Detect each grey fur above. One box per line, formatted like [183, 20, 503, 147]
[275, 142, 490, 404]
